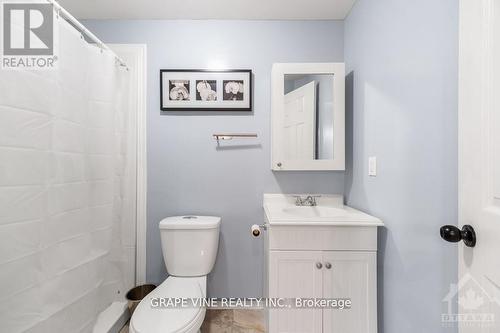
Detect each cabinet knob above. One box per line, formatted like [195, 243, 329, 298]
[277, 162, 282, 168]
[316, 262, 323, 269]
[325, 262, 332, 269]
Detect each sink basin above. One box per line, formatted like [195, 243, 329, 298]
[263, 194, 383, 226]
[281, 206, 348, 218]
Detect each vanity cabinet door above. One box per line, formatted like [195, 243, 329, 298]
[269, 251, 323, 333]
[322, 251, 377, 333]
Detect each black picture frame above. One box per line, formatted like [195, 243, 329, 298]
[160, 69, 253, 111]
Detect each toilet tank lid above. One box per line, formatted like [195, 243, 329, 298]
[159, 216, 221, 230]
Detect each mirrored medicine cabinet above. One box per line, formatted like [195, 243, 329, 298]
[271, 63, 345, 171]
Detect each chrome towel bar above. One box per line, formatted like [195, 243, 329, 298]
[213, 133, 258, 143]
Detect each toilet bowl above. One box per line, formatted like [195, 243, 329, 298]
[129, 276, 206, 333]
[129, 216, 221, 333]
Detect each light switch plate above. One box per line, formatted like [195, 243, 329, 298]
[368, 156, 377, 176]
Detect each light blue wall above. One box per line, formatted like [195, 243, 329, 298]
[83, 20, 345, 297]
[344, 1, 458, 332]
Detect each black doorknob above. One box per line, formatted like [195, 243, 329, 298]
[440, 225, 476, 247]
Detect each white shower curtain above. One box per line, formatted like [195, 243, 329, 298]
[0, 16, 135, 333]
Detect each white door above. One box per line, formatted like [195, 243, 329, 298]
[458, 0, 500, 331]
[283, 81, 316, 160]
[322, 252, 377, 333]
[269, 251, 322, 333]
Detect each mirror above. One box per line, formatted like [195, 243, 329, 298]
[284, 74, 334, 160]
[272, 63, 345, 171]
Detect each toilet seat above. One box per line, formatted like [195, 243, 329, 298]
[129, 276, 207, 333]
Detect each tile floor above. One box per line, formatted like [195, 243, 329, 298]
[201, 309, 265, 333]
[119, 309, 265, 333]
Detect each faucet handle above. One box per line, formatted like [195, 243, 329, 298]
[304, 195, 321, 206]
[310, 195, 321, 203]
[292, 195, 303, 205]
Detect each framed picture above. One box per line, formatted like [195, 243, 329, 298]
[160, 69, 252, 111]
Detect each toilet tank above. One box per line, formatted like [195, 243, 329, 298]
[159, 216, 221, 277]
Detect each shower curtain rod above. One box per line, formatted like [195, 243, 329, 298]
[48, 0, 128, 69]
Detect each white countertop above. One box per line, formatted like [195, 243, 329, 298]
[263, 194, 384, 226]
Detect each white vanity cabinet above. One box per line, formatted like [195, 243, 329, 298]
[266, 228, 378, 333]
[322, 251, 377, 333]
[263, 194, 382, 333]
[268, 251, 323, 333]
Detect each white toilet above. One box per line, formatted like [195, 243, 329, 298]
[129, 216, 221, 333]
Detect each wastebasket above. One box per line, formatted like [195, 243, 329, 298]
[125, 284, 157, 315]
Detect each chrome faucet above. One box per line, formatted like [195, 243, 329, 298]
[294, 195, 320, 206]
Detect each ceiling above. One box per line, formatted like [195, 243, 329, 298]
[57, 0, 356, 20]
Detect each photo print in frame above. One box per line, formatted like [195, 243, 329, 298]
[160, 69, 252, 111]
